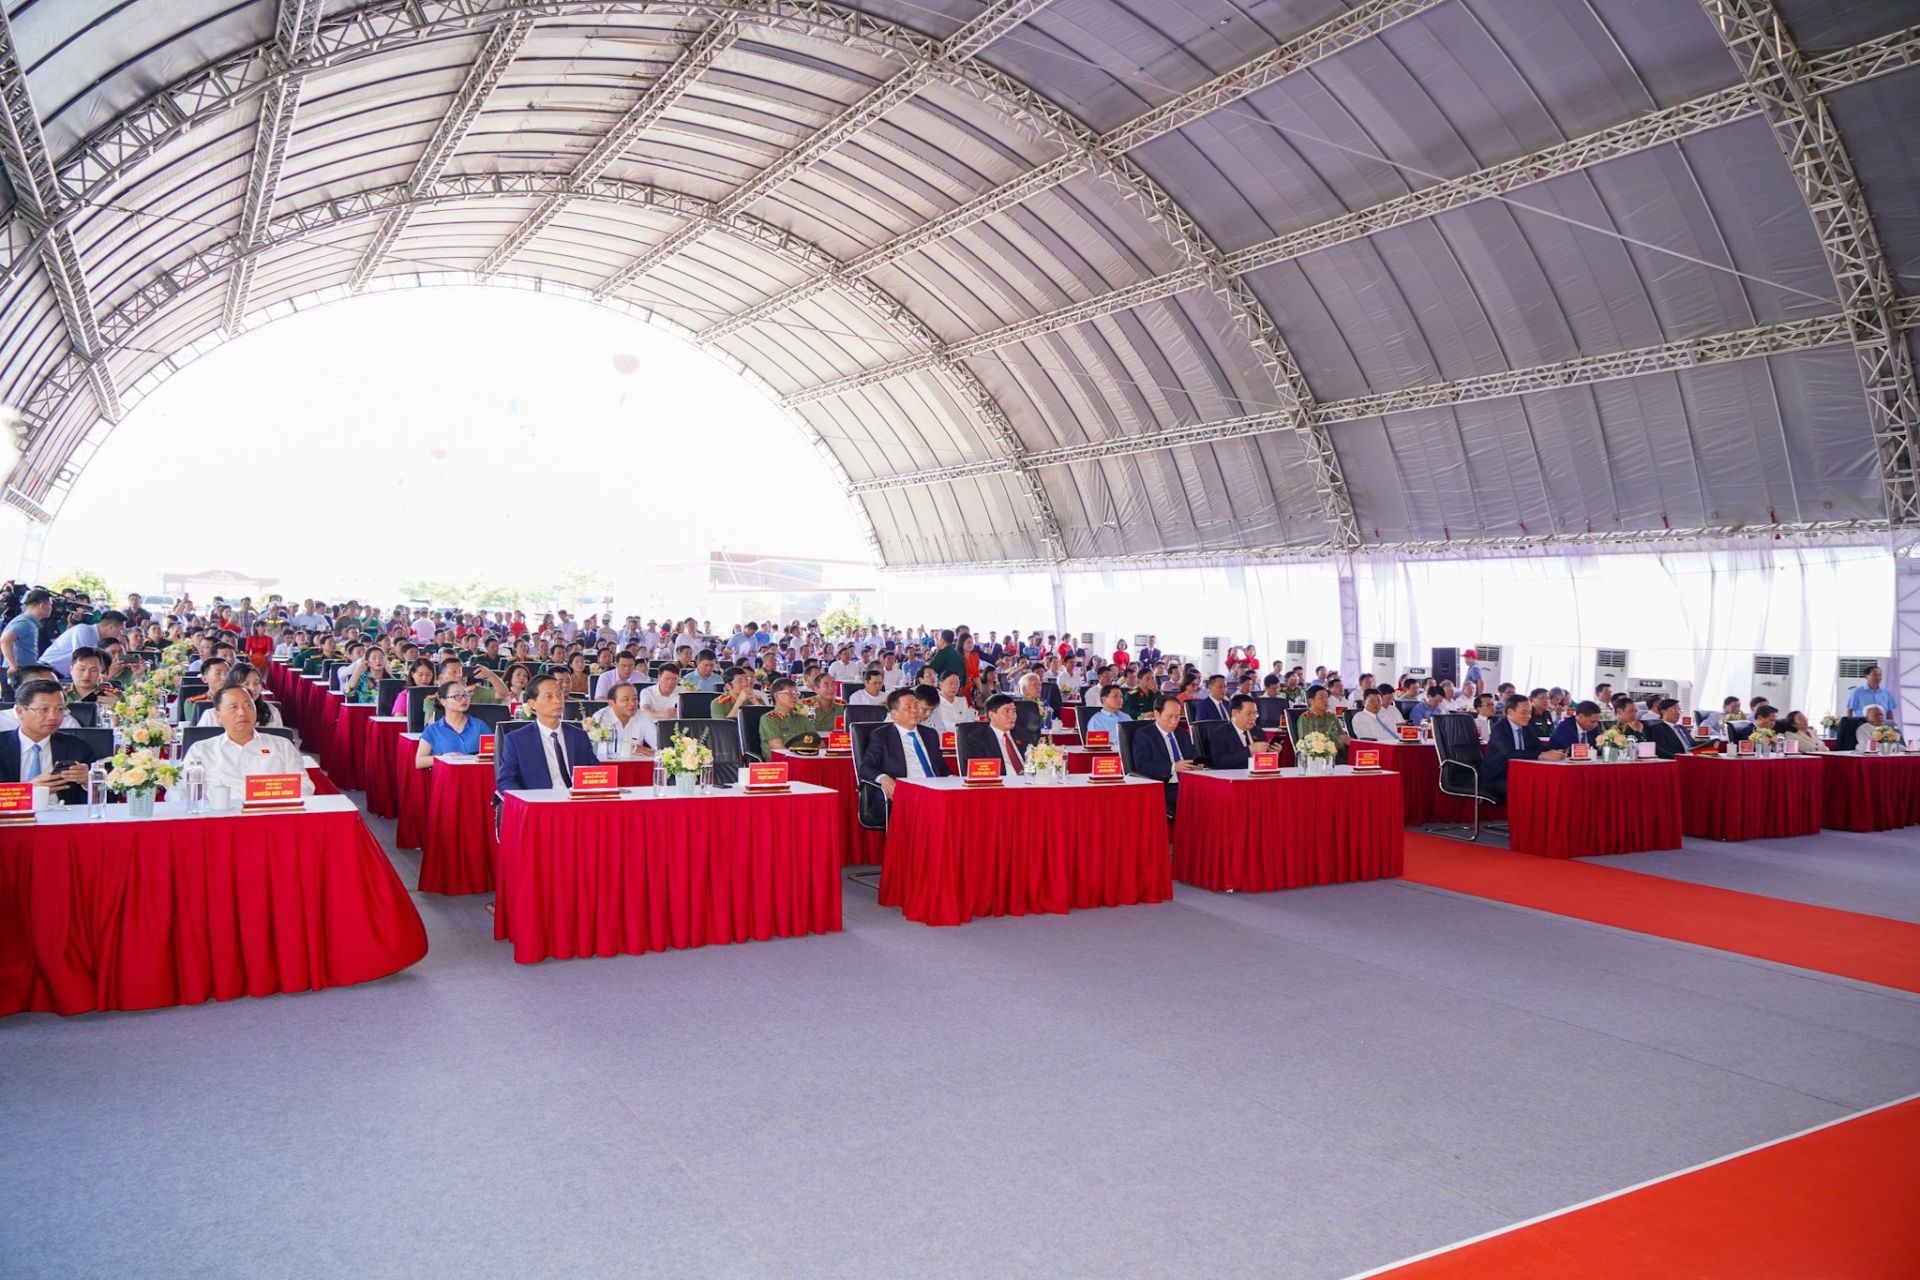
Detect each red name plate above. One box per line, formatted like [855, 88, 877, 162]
[1351, 747, 1382, 771]
[827, 730, 853, 753]
[1249, 751, 1282, 774]
[964, 757, 1003, 785]
[747, 762, 791, 790]
[0, 781, 34, 819]
[1681, 716, 1693, 726]
[570, 765, 617, 792]
[940, 731, 957, 752]
[478, 733, 495, 757]
[1570, 743, 1591, 761]
[1397, 724, 1419, 741]
[835, 715, 845, 732]
[1737, 739, 1755, 755]
[1088, 754, 1124, 781]
[1783, 739, 1800, 754]
[244, 773, 304, 807]
[1084, 730, 1111, 749]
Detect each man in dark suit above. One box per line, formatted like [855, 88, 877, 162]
[1129, 694, 1200, 819]
[1647, 699, 1695, 759]
[858, 686, 948, 806]
[1199, 694, 1279, 770]
[1, 679, 101, 805]
[495, 673, 599, 791]
[1547, 700, 1604, 753]
[1188, 674, 1234, 724]
[1481, 695, 1566, 803]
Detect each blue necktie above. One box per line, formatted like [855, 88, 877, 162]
[907, 730, 933, 776]
[26, 740, 42, 781]
[1168, 731, 1181, 763]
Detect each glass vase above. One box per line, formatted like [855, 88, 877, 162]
[674, 772, 697, 793]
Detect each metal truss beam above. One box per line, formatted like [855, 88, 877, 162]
[700, 0, 1442, 341]
[477, 19, 738, 279]
[780, 24, 1904, 409]
[1701, 0, 1920, 526]
[351, 8, 535, 290]
[224, 0, 323, 333]
[846, 309, 1891, 492]
[0, 11, 122, 425]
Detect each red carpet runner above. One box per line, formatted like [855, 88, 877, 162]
[1364, 1094, 1920, 1278]
[1401, 835, 1920, 994]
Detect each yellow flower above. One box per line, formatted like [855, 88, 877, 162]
[123, 767, 148, 787]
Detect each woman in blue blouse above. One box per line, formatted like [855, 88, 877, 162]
[414, 682, 486, 768]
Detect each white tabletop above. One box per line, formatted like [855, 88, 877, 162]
[504, 780, 836, 805]
[902, 774, 1160, 793]
[1516, 757, 1675, 768]
[1191, 764, 1393, 784]
[32, 793, 358, 826]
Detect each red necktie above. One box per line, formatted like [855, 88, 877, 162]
[1004, 733, 1023, 773]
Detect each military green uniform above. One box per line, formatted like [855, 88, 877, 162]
[712, 692, 763, 719]
[807, 701, 843, 734]
[1296, 709, 1349, 751]
[760, 708, 818, 755]
[927, 645, 965, 684]
[1123, 689, 1160, 719]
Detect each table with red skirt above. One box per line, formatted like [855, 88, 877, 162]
[1173, 767, 1405, 892]
[1506, 759, 1683, 858]
[1345, 739, 1484, 826]
[326, 700, 374, 791]
[1676, 755, 1826, 841]
[417, 755, 658, 894]
[878, 775, 1173, 926]
[1821, 752, 1920, 832]
[494, 782, 844, 964]
[395, 734, 428, 850]
[0, 795, 428, 1017]
[362, 716, 406, 819]
[775, 750, 886, 866]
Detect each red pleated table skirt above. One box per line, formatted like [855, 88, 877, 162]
[1676, 755, 1825, 840]
[1507, 760, 1683, 857]
[1821, 753, 1920, 831]
[1174, 768, 1404, 892]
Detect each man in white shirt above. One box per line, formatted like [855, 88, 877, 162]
[931, 672, 976, 736]
[879, 652, 905, 690]
[180, 685, 314, 797]
[828, 647, 864, 685]
[41, 610, 128, 678]
[408, 610, 437, 645]
[0, 665, 81, 730]
[592, 653, 646, 699]
[1853, 706, 1892, 751]
[1374, 689, 1406, 736]
[1350, 690, 1397, 743]
[590, 683, 648, 756]
[848, 668, 888, 707]
[635, 664, 682, 751]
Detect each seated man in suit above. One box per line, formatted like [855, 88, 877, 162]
[1, 678, 101, 804]
[964, 693, 1038, 774]
[1851, 705, 1892, 751]
[1202, 694, 1279, 770]
[1547, 700, 1605, 752]
[1647, 699, 1694, 759]
[1481, 694, 1566, 803]
[1129, 694, 1201, 819]
[1188, 674, 1233, 723]
[180, 682, 314, 797]
[857, 685, 948, 805]
[1727, 703, 1775, 746]
[496, 673, 599, 791]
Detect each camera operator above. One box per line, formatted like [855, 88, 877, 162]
[2, 587, 53, 695]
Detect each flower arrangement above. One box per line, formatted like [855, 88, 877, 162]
[1024, 740, 1067, 779]
[1297, 731, 1340, 760]
[658, 728, 714, 778]
[581, 716, 613, 745]
[1749, 726, 1779, 748]
[104, 748, 180, 795]
[1820, 714, 1840, 731]
[1595, 726, 1632, 753]
[115, 687, 160, 725]
[1870, 724, 1903, 749]
[511, 701, 535, 720]
[147, 664, 182, 693]
[121, 717, 173, 752]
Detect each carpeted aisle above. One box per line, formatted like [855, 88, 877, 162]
[1361, 1093, 1920, 1279]
[1401, 835, 1920, 994]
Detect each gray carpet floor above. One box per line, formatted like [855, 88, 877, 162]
[4, 803, 1917, 1280]
[1582, 828, 1920, 922]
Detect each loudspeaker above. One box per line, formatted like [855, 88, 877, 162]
[1430, 647, 1459, 687]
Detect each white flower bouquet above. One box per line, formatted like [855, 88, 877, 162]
[1748, 726, 1779, 748]
[121, 717, 172, 752]
[105, 748, 180, 795]
[147, 664, 182, 692]
[1870, 724, 1903, 750]
[1024, 740, 1067, 781]
[1820, 714, 1840, 731]
[1297, 731, 1339, 761]
[659, 728, 714, 778]
[582, 717, 613, 744]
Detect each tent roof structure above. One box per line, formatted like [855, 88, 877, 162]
[1, 0, 1916, 567]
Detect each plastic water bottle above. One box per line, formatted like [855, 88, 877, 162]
[86, 763, 108, 820]
[182, 760, 206, 815]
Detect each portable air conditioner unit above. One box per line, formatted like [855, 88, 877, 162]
[1370, 642, 1397, 675]
[1079, 631, 1107, 660]
[1284, 639, 1308, 667]
[1594, 647, 1629, 689]
[1833, 656, 1880, 715]
[1750, 654, 1793, 711]
[1474, 644, 1504, 691]
[1625, 676, 1692, 712]
[1200, 636, 1229, 674]
[1132, 634, 1151, 650]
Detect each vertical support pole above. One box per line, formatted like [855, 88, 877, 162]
[1894, 537, 1920, 734]
[1049, 564, 1068, 639]
[1338, 557, 1360, 681]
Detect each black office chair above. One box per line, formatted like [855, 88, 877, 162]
[63, 700, 100, 727]
[652, 718, 740, 786]
[738, 704, 773, 762]
[1254, 697, 1287, 731]
[376, 678, 407, 716]
[179, 724, 296, 754]
[954, 722, 1001, 771]
[844, 704, 887, 726]
[1116, 719, 1149, 777]
[65, 726, 116, 760]
[1192, 720, 1242, 769]
[839, 681, 861, 700]
[1285, 704, 1306, 743]
[1428, 712, 1503, 843]
[1013, 699, 1044, 739]
[679, 690, 717, 720]
[848, 719, 889, 831]
[468, 704, 512, 729]
[1836, 716, 1866, 750]
[406, 694, 441, 733]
